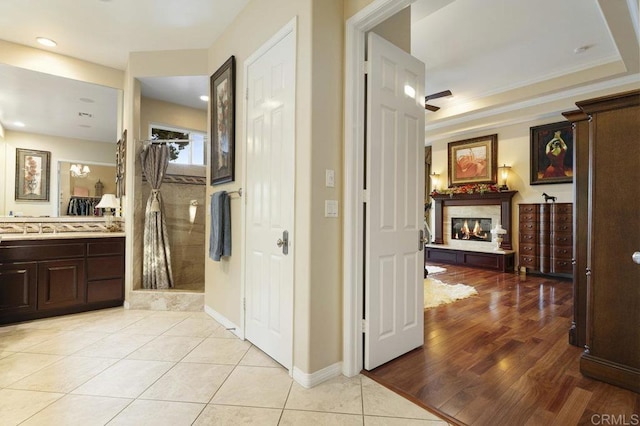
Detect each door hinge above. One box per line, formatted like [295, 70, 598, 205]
[361, 319, 368, 333]
[363, 60, 370, 75]
[362, 189, 370, 203]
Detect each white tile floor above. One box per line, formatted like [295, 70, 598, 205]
[0, 308, 448, 425]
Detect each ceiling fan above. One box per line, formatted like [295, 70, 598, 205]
[425, 90, 452, 112]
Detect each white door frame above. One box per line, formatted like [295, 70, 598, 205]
[241, 17, 298, 357]
[342, 0, 414, 377]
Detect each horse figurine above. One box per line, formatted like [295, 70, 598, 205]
[542, 192, 557, 203]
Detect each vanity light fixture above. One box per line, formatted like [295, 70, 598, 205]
[36, 37, 57, 47]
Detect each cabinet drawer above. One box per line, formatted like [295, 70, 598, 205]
[520, 222, 537, 232]
[87, 279, 123, 303]
[87, 240, 124, 257]
[0, 243, 85, 262]
[552, 258, 573, 274]
[520, 232, 537, 243]
[553, 222, 572, 233]
[519, 244, 538, 256]
[552, 233, 572, 246]
[87, 256, 124, 280]
[552, 246, 572, 259]
[519, 204, 538, 214]
[519, 255, 539, 268]
[519, 213, 537, 222]
[552, 213, 572, 224]
[553, 203, 573, 215]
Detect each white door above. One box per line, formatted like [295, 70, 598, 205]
[364, 32, 426, 370]
[244, 27, 296, 369]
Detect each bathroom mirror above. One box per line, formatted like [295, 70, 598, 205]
[0, 63, 121, 217]
[58, 160, 117, 216]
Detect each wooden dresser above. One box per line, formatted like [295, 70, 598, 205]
[518, 203, 572, 276]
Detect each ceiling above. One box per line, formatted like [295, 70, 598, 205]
[0, 0, 637, 143]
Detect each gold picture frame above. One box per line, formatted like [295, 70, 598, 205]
[447, 134, 498, 187]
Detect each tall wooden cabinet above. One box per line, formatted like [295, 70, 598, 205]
[518, 203, 573, 276]
[562, 109, 590, 349]
[572, 90, 640, 393]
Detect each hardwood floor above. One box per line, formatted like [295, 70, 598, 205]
[366, 264, 640, 426]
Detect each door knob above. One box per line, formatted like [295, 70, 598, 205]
[633, 252, 640, 265]
[277, 230, 289, 255]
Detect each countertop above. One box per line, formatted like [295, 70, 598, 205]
[0, 232, 125, 242]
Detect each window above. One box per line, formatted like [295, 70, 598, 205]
[150, 125, 206, 166]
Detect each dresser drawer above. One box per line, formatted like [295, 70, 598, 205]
[519, 204, 538, 214]
[552, 213, 572, 225]
[552, 258, 573, 274]
[552, 233, 572, 247]
[520, 222, 537, 232]
[519, 213, 537, 222]
[520, 232, 537, 243]
[553, 203, 573, 215]
[553, 221, 572, 233]
[519, 244, 538, 256]
[552, 246, 572, 259]
[519, 255, 539, 269]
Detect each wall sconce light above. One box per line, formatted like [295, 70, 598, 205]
[96, 193, 120, 231]
[429, 172, 440, 191]
[498, 164, 511, 191]
[189, 200, 198, 224]
[70, 164, 91, 178]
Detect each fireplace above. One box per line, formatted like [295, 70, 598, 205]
[451, 218, 492, 242]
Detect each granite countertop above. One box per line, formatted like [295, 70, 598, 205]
[0, 232, 125, 241]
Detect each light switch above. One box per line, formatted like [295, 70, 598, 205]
[325, 169, 335, 188]
[325, 200, 339, 218]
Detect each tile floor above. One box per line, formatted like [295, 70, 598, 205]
[0, 308, 448, 425]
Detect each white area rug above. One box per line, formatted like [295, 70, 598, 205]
[424, 277, 478, 309]
[425, 265, 447, 275]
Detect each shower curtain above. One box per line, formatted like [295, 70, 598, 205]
[141, 143, 174, 289]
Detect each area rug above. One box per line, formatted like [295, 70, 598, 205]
[425, 265, 447, 275]
[424, 277, 478, 309]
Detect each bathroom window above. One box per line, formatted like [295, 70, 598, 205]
[150, 125, 206, 166]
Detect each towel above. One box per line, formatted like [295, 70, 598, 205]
[210, 191, 231, 261]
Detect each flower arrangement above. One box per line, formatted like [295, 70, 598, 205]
[431, 183, 500, 196]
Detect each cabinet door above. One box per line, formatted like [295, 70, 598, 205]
[0, 262, 37, 316]
[37, 259, 86, 311]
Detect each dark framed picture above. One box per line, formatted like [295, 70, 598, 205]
[530, 121, 573, 185]
[210, 55, 236, 185]
[116, 129, 127, 198]
[15, 148, 51, 201]
[447, 134, 498, 186]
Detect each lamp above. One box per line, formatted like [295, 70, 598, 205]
[429, 172, 440, 191]
[96, 194, 120, 231]
[498, 164, 511, 191]
[490, 222, 508, 251]
[70, 164, 91, 178]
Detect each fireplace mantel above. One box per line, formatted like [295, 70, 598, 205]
[432, 191, 517, 250]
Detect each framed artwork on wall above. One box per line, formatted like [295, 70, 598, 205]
[447, 134, 498, 187]
[530, 121, 573, 185]
[116, 129, 127, 198]
[210, 55, 236, 185]
[15, 148, 51, 201]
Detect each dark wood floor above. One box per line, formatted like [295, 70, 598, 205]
[366, 264, 640, 426]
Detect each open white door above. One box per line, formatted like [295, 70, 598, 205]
[244, 25, 296, 369]
[364, 32, 425, 370]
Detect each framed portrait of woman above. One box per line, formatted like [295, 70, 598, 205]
[530, 121, 573, 185]
[447, 134, 498, 187]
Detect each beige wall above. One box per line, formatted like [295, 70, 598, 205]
[370, 6, 411, 52]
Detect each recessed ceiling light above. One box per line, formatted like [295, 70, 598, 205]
[200, 95, 209, 102]
[14, 121, 25, 127]
[36, 37, 57, 47]
[79, 97, 95, 103]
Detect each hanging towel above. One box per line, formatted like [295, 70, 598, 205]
[210, 191, 232, 261]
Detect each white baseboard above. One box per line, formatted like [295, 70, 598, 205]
[293, 362, 343, 389]
[204, 304, 243, 339]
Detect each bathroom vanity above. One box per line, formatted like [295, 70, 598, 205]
[0, 218, 125, 325]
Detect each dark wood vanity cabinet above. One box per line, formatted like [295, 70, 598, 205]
[0, 237, 124, 324]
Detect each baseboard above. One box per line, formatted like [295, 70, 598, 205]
[580, 353, 640, 393]
[204, 304, 243, 339]
[293, 362, 343, 389]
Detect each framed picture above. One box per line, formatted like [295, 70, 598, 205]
[210, 55, 236, 185]
[116, 129, 127, 198]
[447, 134, 498, 186]
[15, 148, 51, 201]
[530, 121, 573, 185]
